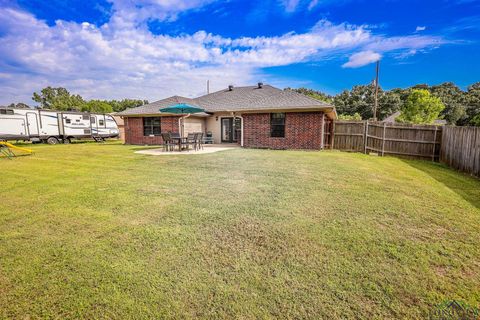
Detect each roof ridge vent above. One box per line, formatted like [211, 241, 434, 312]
[228, 85, 234, 91]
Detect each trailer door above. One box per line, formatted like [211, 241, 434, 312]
[26, 112, 39, 136]
[90, 115, 98, 136]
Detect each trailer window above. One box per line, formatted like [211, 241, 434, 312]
[82, 115, 89, 120]
[143, 117, 161, 136]
[0, 109, 14, 115]
[99, 120, 105, 126]
[66, 119, 71, 124]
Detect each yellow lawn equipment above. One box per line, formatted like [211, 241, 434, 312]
[0, 141, 34, 159]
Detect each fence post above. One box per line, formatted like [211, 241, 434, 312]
[381, 122, 386, 156]
[364, 121, 368, 154]
[331, 120, 335, 149]
[432, 126, 438, 162]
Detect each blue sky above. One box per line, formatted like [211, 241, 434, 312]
[0, 0, 479, 104]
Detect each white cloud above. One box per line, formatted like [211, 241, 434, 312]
[0, 4, 446, 104]
[308, 0, 319, 10]
[416, 26, 426, 32]
[342, 50, 381, 68]
[279, 0, 301, 12]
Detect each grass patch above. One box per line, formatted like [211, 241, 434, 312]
[1, 143, 479, 319]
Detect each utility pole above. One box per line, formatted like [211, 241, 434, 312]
[207, 80, 210, 94]
[373, 60, 380, 121]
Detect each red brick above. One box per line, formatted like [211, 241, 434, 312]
[124, 116, 180, 145]
[243, 112, 324, 150]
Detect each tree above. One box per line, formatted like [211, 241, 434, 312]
[7, 102, 30, 108]
[464, 82, 480, 125]
[108, 99, 149, 112]
[397, 89, 445, 124]
[337, 113, 362, 120]
[82, 100, 113, 113]
[430, 82, 466, 125]
[333, 85, 402, 120]
[288, 87, 333, 103]
[32, 87, 85, 111]
[471, 113, 480, 126]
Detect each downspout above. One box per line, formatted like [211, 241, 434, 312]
[178, 114, 191, 136]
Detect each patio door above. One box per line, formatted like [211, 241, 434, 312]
[221, 117, 241, 143]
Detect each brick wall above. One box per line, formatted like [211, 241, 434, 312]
[243, 112, 324, 150]
[124, 116, 180, 145]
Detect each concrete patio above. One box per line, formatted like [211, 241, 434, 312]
[134, 144, 238, 156]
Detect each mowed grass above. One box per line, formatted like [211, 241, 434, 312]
[1, 143, 479, 319]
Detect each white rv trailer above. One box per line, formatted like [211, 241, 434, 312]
[0, 108, 119, 144]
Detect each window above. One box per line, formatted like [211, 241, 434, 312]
[99, 120, 105, 126]
[270, 113, 285, 137]
[0, 109, 14, 115]
[143, 117, 161, 136]
[65, 119, 71, 124]
[82, 115, 89, 120]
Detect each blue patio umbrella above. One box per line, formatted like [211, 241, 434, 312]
[159, 103, 204, 114]
[159, 103, 205, 137]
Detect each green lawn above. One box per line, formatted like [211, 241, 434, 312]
[1, 143, 479, 319]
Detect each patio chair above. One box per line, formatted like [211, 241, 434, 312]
[195, 132, 204, 150]
[161, 133, 176, 152]
[186, 133, 196, 150]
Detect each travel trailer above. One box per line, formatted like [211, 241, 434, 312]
[0, 108, 119, 144]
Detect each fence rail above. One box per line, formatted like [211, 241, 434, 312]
[441, 126, 480, 177]
[332, 121, 442, 160]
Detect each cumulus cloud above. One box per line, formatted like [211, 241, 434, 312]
[342, 50, 381, 68]
[0, 3, 446, 104]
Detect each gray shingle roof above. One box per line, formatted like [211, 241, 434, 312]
[117, 95, 199, 116]
[116, 85, 333, 116]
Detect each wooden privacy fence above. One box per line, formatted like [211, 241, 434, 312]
[331, 121, 442, 161]
[441, 126, 480, 177]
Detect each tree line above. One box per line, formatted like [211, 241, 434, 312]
[3, 83, 479, 126]
[291, 82, 480, 126]
[2, 87, 148, 113]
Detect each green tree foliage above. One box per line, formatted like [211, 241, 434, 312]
[430, 82, 466, 125]
[31, 86, 148, 113]
[108, 99, 149, 112]
[465, 82, 480, 126]
[470, 114, 480, 126]
[82, 100, 113, 113]
[288, 87, 333, 103]
[32, 87, 85, 111]
[396, 89, 445, 124]
[333, 85, 402, 120]
[7, 102, 30, 108]
[337, 113, 362, 120]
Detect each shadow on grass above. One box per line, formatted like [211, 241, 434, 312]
[402, 159, 480, 209]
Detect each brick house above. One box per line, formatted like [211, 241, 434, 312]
[116, 84, 336, 150]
